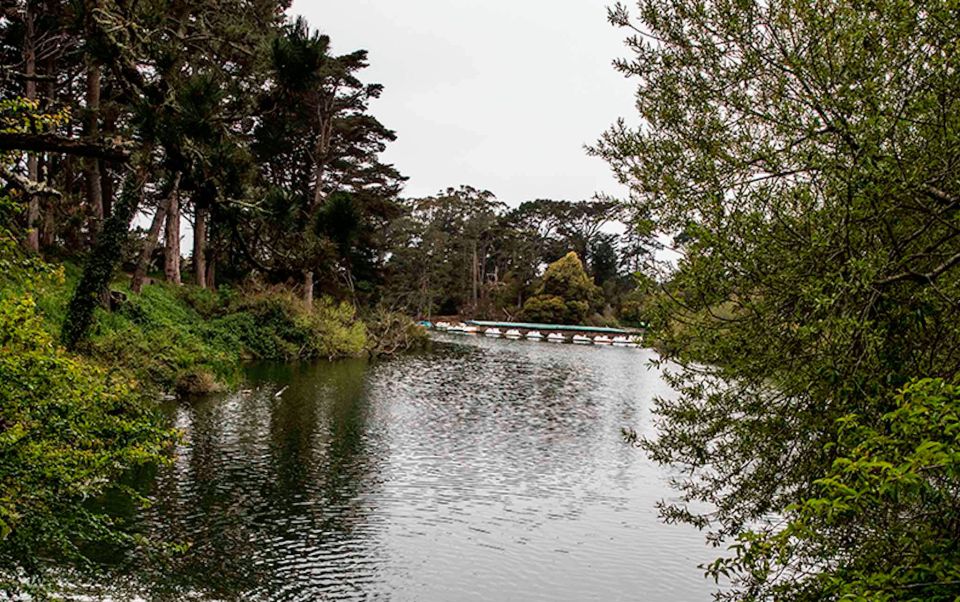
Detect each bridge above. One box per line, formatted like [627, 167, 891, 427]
[464, 320, 637, 336]
[422, 320, 647, 346]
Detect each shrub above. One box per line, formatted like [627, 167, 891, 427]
[521, 294, 570, 324]
[175, 369, 222, 396]
[84, 283, 241, 393]
[364, 309, 430, 356]
[221, 289, 366, 361]
[521, 252, 602, 324]
[175, 284, 226, 318]
[712, 378, 960, 600]
[220, 291, 303, 360]
[296, 298, 367, 360]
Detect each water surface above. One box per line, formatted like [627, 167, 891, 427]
[131, 335, 715, 601]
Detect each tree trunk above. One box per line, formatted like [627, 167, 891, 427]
[41, 194, 56, 247]
[193, 202, 207, 288]
[205, 257, 216, 291]
[39, 55, 58, 249]
[311, 115, 334, 211]
[205, 205, 217, 290]
[305, 116, 333, 301]
[84, 62, 103, 240]
[312, 165, 325, 210]
[131, 199, 169, 293]
[303, 270, 314, 307]
[471, 241, 479, 309]
[61, 146, 84, 250]
[23, 3, 39, 253]
[100, 106, 117, 218]
[63, 170, 146, 349]
[24, 171, 39, 252]
[164, 174, 182, 284]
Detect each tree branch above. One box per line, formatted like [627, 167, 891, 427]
[876, 250, 960, 286]
[0, 166, 62, 198]
[923, 185, 960, 208]
[0, 132, 132, 162]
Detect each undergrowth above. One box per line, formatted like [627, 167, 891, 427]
[27, 266, 368, 396]
[0, 202, 174, 595]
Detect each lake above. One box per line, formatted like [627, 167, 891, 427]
[110, 334, 716, 601]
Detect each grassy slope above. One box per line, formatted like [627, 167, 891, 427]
[28, 265, 368, 395]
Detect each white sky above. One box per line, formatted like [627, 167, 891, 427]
[291, 0, 636, 206]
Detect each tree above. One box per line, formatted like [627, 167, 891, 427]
[383, 186, 502, 316]
[62, 167, 145, 348]
[589, 233, 619, 287]
[521, 251, 601, 324]
[508, 198, 621, 268]
[594, 0, 960, 598]
[251, 17, 402, 305]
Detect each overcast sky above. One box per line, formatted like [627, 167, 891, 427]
[290, 0, 636, 206]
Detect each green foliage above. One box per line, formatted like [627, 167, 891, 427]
[299, 298, 367, 359]
[595, 0, 960, 599]
[522, 252, 601, 324]
[714, 379, 960, 601]
[27, 266, 368, 396]
[383, 190, 633, 320]
[383, 186, 504, 316]
[175, 280, 236, 318]
[539, 251, 602, 302]
[216, 292, 304, 360]
[248, 16, 403, 300]
[219, 289, 367, 362]
[520, 294, 571, 324]
[1, 184, 367, 590]
[85, 282, 242, 393]
[0, 210, 173, 595]
[364, 309, 430, 356]
[0, 97, 70, 136]
[616, 274, 658, 328]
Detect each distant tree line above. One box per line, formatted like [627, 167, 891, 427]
[383, 186, 656, 323]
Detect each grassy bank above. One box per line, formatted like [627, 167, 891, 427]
[1, 240, 177, 593]
[23, 264, 370, 396]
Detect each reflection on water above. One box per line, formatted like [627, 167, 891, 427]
[128, 335, 715, 601]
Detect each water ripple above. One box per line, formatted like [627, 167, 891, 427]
[117, 334, 716, 601]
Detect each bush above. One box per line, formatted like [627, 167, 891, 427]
[521, 294, 571, 324]
[222, 289, 367, 361]
[296, 298, 367, 360]
[713, 378, 960, 600]
[618, 288, 655, 328]
[175, 284, 229, 318]
[521, 252, 602, 324]
[175, 369, 222, 396]
[84, 282, 242, 393]
[364, 309, 430, 356]
[221, 291, 304, 360]
[26, 276, 369, 395]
